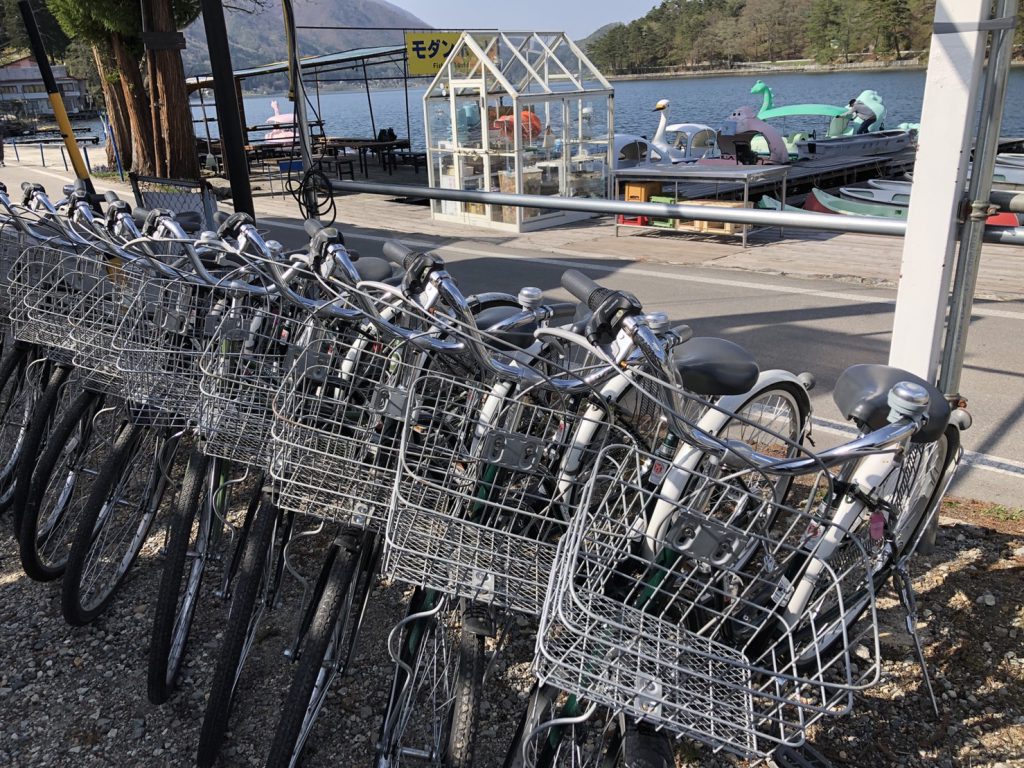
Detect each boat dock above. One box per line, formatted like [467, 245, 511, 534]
[613, 150, 918, 205]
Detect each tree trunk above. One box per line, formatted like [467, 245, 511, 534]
[111, 33, 156, 176]
[91, 42, 132, 172]
[149, 0, 199, 180]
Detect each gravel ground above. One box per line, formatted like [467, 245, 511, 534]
[0, 496, 1021, 768]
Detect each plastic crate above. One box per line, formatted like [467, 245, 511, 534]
[649, 195, 677, 228]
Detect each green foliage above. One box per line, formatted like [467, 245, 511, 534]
[1, 0, 70, 56]
[584, 0, 950, 73]
[45, 0, 200, 44]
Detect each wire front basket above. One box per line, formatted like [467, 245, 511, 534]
[384, 370, 647, 617]
[199, 299, 321, 468]
[269, 300, 433, 528]
[535, 444, 884, 757]
[0, 221, 25, 333]
[9, 245, 145, 383]
[114, 271, 218, 427]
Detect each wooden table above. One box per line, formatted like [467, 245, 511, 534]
[319, 138, 411, 177]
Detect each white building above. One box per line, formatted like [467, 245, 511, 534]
[0, 54, 89, 117]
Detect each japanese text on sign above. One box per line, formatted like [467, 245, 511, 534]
[405, 32, 461, 76]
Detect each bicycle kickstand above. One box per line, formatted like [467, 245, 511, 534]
[892, 559, 939, 715]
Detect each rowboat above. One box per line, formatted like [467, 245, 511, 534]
[866, 179, 912, 192]
[803, 187, 908, 217]
[803, 187, 1019, 225]
[839, 185, 911, 206]
[794, 129, 913, 161]
[995, 153, 1024, 167]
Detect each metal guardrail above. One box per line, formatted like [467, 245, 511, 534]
[330, 179, 1024, 246]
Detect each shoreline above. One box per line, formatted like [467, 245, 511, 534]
[606, 59, 1024, 82]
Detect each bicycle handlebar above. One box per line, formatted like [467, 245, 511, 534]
[561, 269, 616, 311]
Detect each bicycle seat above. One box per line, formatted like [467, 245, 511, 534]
[475, 304, 536, 350]
[672, 337, 759, 396]
[354, 256, 393, 283]
[833, 364, 949, 444]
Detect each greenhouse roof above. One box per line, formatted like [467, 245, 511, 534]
[426, 32, 612, 99]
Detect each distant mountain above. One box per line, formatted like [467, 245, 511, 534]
[182, 0, 430, 78]
[577, 22, 623, 55]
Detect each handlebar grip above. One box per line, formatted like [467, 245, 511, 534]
[132, 207, 151, 227]
[304, 218, 324, 238]
[561, 270, 614, 310]
[217, 211, 254, 238]
[382, 240, 415, 270]
[20, 181, 33, 193]
[104, 190, 120, 203]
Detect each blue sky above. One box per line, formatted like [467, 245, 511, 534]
[390, 0, 643, 40]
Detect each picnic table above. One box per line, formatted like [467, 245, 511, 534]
[319, 137, 411, 177]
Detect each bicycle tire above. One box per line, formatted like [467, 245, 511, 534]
[0, 344, 37, 517]
[376, 591, 485, 768]
[196, 495, 278, 768]
[148, 448, 226, 704]
[504, 685, 627, 768]
[8, 361, 73, 533]
[445, 626, 484, 768]
[16, 389, 107, 581]
[265, 542, 358, 768]
[61, 424, 174, 626]
[621, 723, 675, 768]
[796, 428, 954, 664]
[712, 381, 811, 503]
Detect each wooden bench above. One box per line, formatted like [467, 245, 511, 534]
[394, 150, 428, 174]
[318, 154, 355, 181]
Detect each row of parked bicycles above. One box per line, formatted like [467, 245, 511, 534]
[0, 178, 969, 767]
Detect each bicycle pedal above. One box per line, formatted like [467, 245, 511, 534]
[772, 742, 833, 768]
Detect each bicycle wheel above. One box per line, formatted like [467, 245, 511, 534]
[16, 390, 117, 581]
[0, 344, 38, 516]
[148, 449, 230, 704]
[265, 537, 362, 768]
[376, 590, 485, 768]
[8, 361, 73, 533]
[712, 381, 810, 502]
[61, 424, 179, 625]
[505, 686, 671, 768]
[798, 428, 955, 662]
[197, 495, 280, 768]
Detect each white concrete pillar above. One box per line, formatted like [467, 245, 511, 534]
[888, 0, 988, 379]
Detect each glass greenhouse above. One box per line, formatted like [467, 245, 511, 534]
[424, 31, 614, 231]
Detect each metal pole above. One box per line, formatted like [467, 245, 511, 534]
[17, 0, 94, 194]
[938, 0, 1019, 397]
[60, 145, 67, 171]
[102, 112, 124, 181]
[887, 0, 988, 379]
[280, 0, 316, 214]
[363, 60, 377, 138]
[82, 144, 91, 173]
[326, 178, 1024, 246]
[402, 45, 411, 145]
[38, 143, 44, 166]
[200, 0, 254, 216]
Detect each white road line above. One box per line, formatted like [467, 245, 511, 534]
[260, 222, 1024, 322]
[813, 417, 1024, 479]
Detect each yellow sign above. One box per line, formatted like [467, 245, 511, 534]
[405, 32, 461, 76]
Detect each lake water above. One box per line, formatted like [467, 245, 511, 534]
[189, 69, 1024, 150]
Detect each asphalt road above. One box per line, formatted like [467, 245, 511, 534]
[263, 216, 1024, 507]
